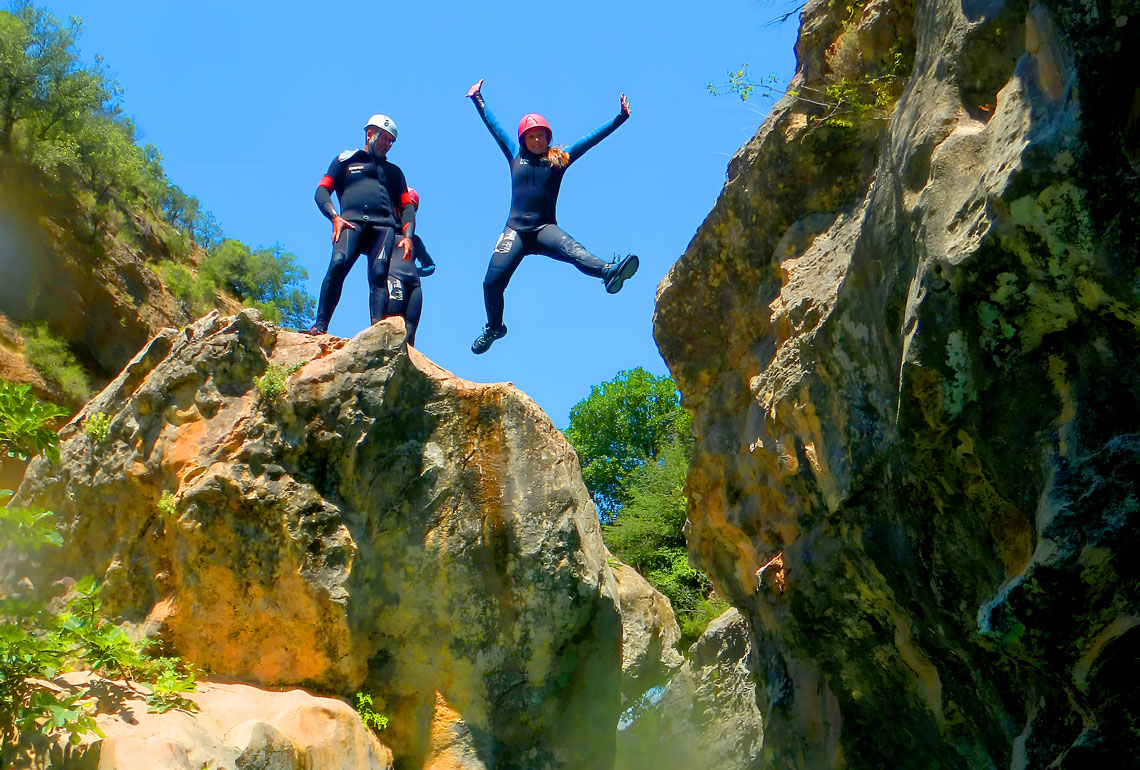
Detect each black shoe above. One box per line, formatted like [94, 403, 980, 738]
[306, 324, 327, 336]
[471, 324, 507, 354]
[604, 254, 639, 294]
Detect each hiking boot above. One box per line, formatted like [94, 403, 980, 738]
[306, 324, 327, 336]
[471, 324, 507, 354]
[603, 254, 639, 294]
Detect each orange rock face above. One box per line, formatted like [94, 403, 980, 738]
[16, 310, 624, 769]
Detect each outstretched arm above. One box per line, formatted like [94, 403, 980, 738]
[467, 79, 517, 163]
[566, 92, 630, 164]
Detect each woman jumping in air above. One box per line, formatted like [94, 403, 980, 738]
[466, 79, 639, 354]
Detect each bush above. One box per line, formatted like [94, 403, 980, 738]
[155, 260, 215, 316]
[21, 325, 90, 404]
[353, 692, 389, 734]
[82, 412, 110, 443]
[256, 362, 303, 401]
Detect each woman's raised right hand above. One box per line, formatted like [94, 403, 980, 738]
[466, 79, 484, 98]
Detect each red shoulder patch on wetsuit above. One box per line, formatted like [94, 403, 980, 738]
[318, 175, 335, 190]
[400, 191, 416, 208]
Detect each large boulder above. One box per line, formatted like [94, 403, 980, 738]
[15, 310, 623, 769]
[654, 0, 1140, 766]
[617, 608, 764, 770]
[39, 675, 394, 770]
[611, 560, 683, 704]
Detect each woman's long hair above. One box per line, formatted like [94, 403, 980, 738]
[544, 145, 569, 169]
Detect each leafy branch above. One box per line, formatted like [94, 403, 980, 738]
[708, 57, 906, 134]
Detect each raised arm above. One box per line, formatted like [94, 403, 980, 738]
[566, 92, 631, 164]
[467, 79, 517, 163]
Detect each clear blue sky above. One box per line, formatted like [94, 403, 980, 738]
[36, 0, 798, 428]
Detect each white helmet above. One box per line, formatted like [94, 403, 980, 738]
[365, 114, 397, 140]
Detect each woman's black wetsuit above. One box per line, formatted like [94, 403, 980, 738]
[470, 92, 628, 330]
[383, 234, 434, 346]
[313, 148, 414, 330]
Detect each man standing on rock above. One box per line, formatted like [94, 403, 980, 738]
[308, 114, 416, 335]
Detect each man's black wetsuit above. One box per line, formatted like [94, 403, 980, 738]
[471, 93, 628, 330]
[383, 234, 434, 346]
[313, 147, 415, 330]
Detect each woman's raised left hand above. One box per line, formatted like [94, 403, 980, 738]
[620, 93, 630, 116]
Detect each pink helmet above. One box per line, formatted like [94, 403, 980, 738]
[517, 113, 552, 141]
[406, 187, 420, 210]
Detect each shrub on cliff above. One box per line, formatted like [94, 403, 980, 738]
[20, 325, 91, 404]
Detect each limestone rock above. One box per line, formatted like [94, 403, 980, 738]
[654, 0, 1140, 766]
[617, 608, 763, 770]
[16, 310, 622, 769]
[611, 560, 683, 703]
[52, 676, 394, 770]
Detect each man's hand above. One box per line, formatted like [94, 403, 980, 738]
[332, 215, 357, 243]
[467, 79, 484, 99]
[398, 236, 414, 260]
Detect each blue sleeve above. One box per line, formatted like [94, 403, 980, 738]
[566, 111, 629, 164]
[472, 95, 517, 163]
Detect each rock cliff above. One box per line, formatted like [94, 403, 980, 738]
[0, 174, 198, 389]
[655, 0, 1139, 766]
[15, 311, 637, 769]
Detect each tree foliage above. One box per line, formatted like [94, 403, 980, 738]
[201, 241, 314, 329]
[565, 368, 690, 518]
[0, 381, 68, 463]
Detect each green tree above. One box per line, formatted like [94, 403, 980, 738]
[201, 240, 314, 329]
[565, 368, 690, 518]
[0, 2, 116, 167]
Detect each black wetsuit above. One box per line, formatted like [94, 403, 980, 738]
[313, 148, 415, 328]
[471, 93, 628, 329]
[383, 234, 434, 346]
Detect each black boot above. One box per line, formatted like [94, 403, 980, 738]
[471, 324, 507, 354]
